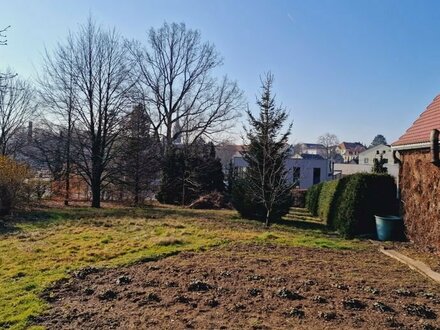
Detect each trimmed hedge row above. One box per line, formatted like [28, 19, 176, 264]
[317, 179, 339, 222]
[304, 182, 323, 216]
[305, 173, 398, 238]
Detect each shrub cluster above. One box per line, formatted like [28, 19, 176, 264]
[306, 173, 398, 238]
[232, 178, 292, 222]
[305, 183, 323, 216]
[0, 156, 31, 215]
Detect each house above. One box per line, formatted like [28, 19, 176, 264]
[336, 142, 366, 163]
[391, 94, 440, 252]
[297, 143, 327, 157]
[358, 144, 393, 165]
[333, 144, 398, 178]
[215, 144, 243, 170]
[231, 150, 332, 189]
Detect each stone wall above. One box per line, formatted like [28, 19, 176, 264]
[400, 148, 440, 252]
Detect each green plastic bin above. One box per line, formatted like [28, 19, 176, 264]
[375, 215, 404, 241]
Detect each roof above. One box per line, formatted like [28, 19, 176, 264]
[294, 153, 325, 160]
[215, 144, 243, 166]
[301, 143, 325, 149]
[338, 142, 366, 152]
[358, 144, 391, 156]
[392, 94, 440, 148]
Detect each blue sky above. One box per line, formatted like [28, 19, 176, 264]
[2, 0, 440, 145]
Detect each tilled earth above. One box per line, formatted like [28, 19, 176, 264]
[36, 244, 440, 329]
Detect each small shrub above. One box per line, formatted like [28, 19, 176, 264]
[305, 182, 323, 216]
[330, 173, 398, 238]
[0, 156, 31, 215]
[231, 178, 292, 223]
[188, 191, 230, 210]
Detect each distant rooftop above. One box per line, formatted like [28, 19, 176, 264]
[301, 143, 325, 149]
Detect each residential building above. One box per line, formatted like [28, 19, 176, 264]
[297, 143, 327, 157]
[358, 144, 393, 165]
[336, 142, 366, 163]
[230, 150, 332, 189]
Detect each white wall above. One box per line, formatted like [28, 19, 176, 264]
[334, 163, 399, 178]
[232, 156, 331, 189]
[358, 144, 393, 165]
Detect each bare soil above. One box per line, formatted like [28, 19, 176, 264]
[36, 244, 440, 329]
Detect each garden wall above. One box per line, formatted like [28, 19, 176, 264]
[400, 149, 440, 252]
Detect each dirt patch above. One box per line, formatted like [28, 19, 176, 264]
[35, 244, 440, 329]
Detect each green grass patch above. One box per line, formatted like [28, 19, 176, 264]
[0, 204, 366, 329]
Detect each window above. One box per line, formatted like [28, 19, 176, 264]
[313, 168, 321, 185]
[364, 158, 369, 164]
[292, 167, 300, 187]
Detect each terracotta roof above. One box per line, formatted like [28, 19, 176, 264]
[392, 94, 440, 147]
[339, 142, 366, 152]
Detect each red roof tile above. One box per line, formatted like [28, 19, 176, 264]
[392, 94, 440, 147]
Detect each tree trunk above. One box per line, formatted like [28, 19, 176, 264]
[265, 209, 270, 227]
[64, 102, 72, 206]
[91, 179, 101, 208]
[91, 158, 101, 208]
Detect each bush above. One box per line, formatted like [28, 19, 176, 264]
[330, 173, 397, 238]
[188, 191, 231, 210]
[317, 180, 339, 223]
[0, 156, 31, 215]
[291, 189, 307, 208]
[305, 183, 323, 216]
[231, 178, 292, 222]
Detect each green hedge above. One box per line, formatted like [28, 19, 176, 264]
[306, 173, 398, 238]
[305, 182, 323, 216]
[317, 179, 339, 223]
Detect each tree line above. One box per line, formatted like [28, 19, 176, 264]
[0, 19, 244, 208]
[0, 19, 303, 226]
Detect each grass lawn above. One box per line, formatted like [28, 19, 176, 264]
[0, 204, 363, 330]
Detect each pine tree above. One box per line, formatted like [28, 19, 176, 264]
[156, 142, 225, 205]
[116, 104, 160, 205]
[232, 73, 293, 226]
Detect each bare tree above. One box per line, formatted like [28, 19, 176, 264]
[0, 69, 36, 156]
[128, 22, 244, 153]
[0, 26, 10, 46]
[41, 18, 133, 208]
[38, 42, 78, 205]
[317, 132, 339, 160]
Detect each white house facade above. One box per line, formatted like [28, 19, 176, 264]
[358, 144, 393, 165]
[231, 152, 332, 189]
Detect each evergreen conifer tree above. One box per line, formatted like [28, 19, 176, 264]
[156, 142, 225, 205]
[232, 73, 293, 226]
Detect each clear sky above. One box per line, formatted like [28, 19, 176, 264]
[2, 0, 440, 145]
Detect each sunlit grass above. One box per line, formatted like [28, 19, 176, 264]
[0, 205, 366, 329]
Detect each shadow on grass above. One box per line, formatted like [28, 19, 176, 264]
[0, 204, 231, 233]
[0, 221, 21, 235]
[274, 218, 331, 232]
